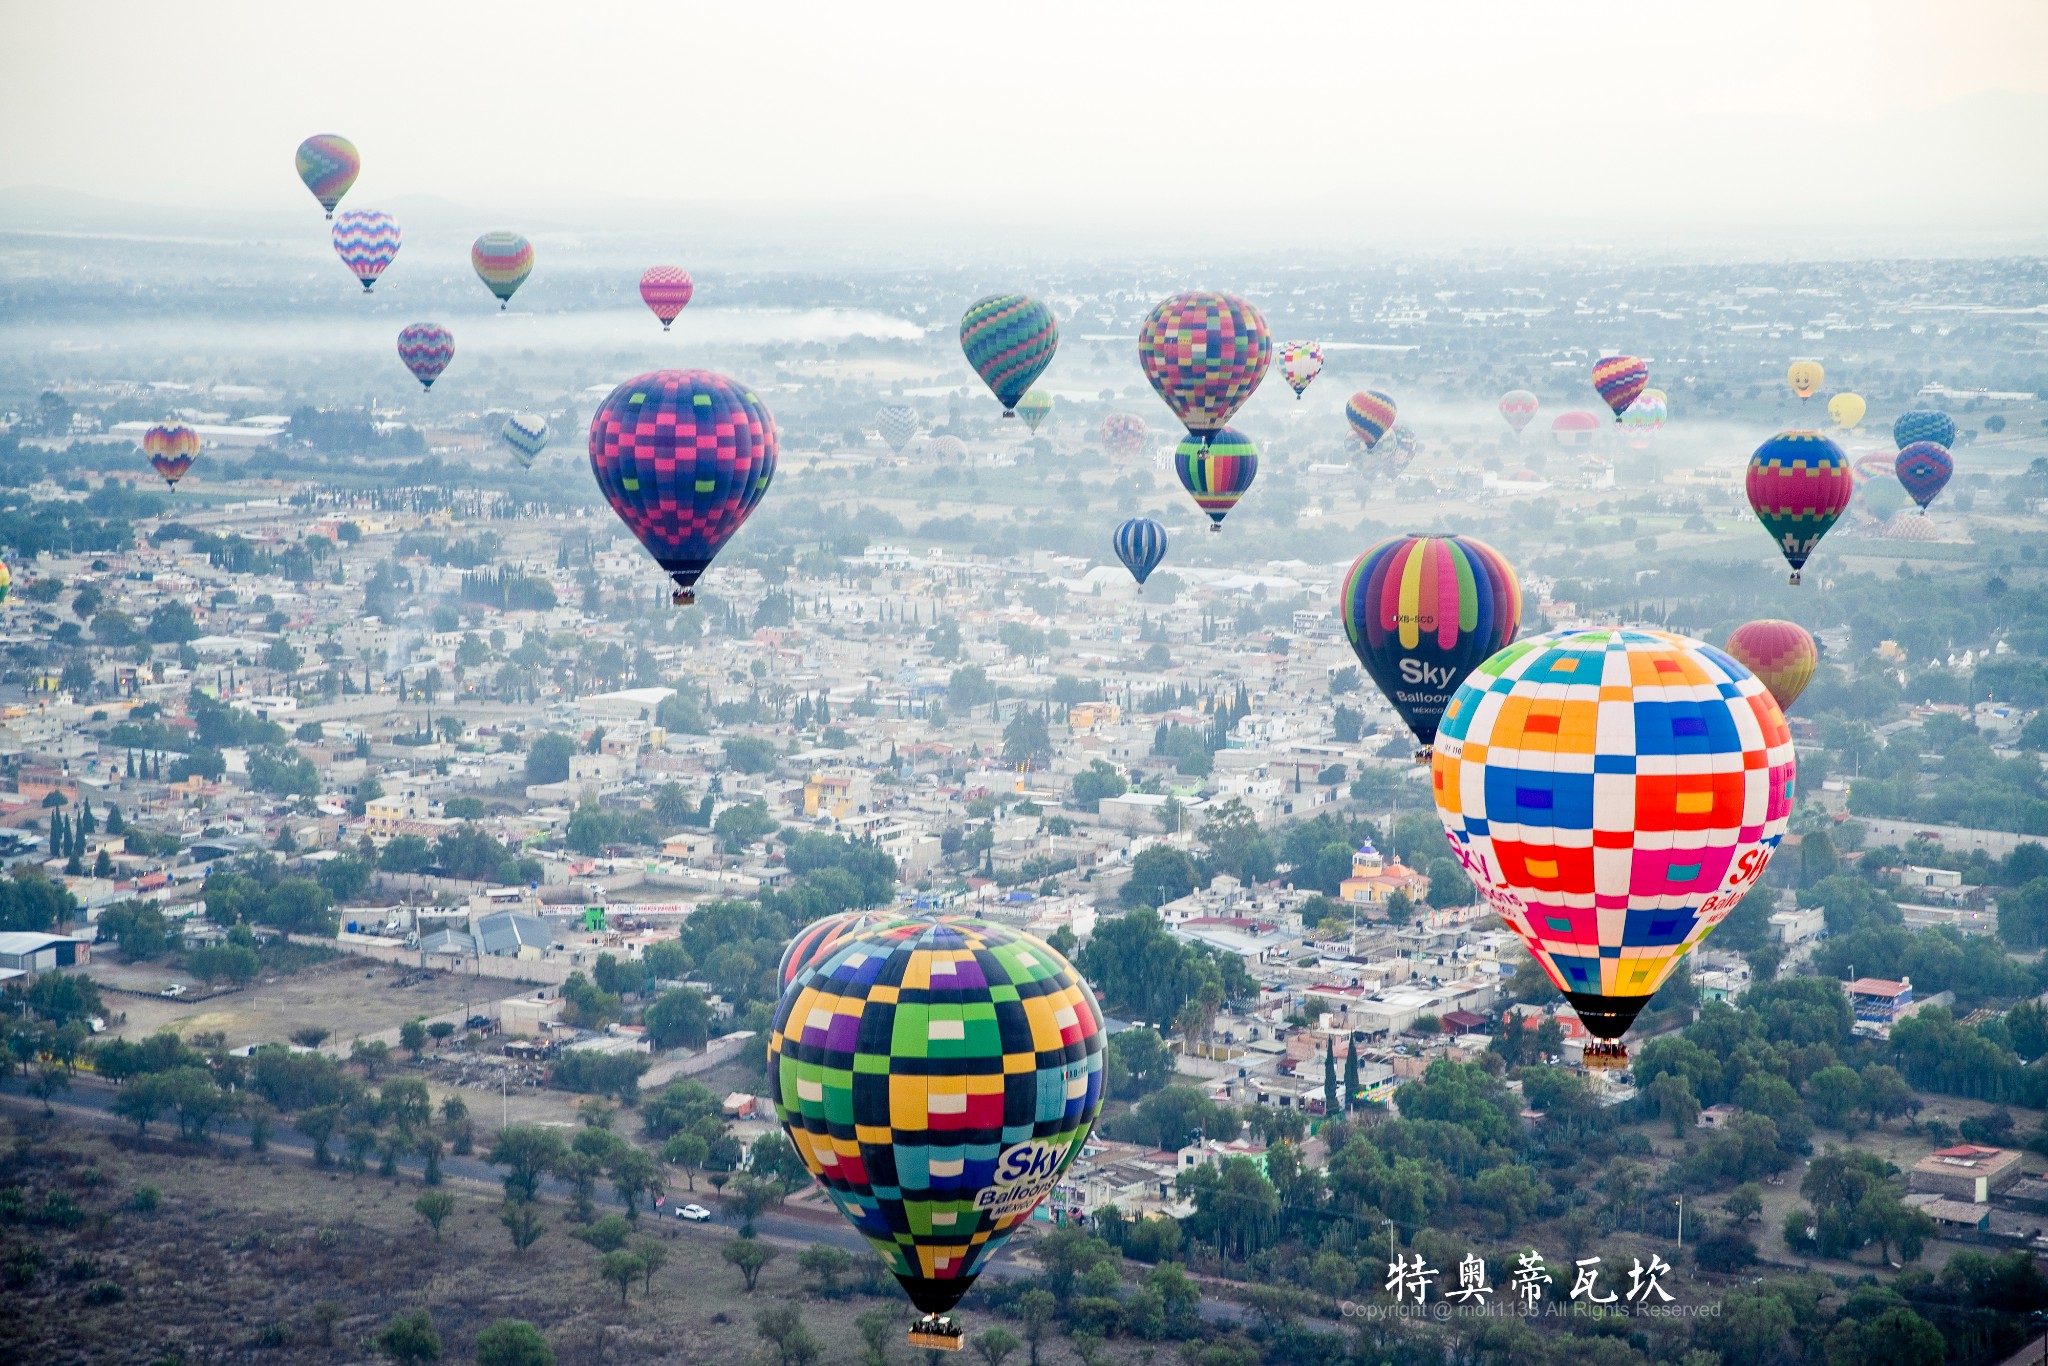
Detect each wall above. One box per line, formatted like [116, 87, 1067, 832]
[286, 932, 575, 985]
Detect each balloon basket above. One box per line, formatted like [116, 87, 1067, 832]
[671, 588, 697, 607]
[908, 1317, 965, 1351]
[1582, 1042, 1629, 1071]
[1787, 571, 1802, 586]
[1412, 746, 1433, 767]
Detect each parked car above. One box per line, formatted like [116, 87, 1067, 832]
[675, 1204, 712, 1222]
[161, 984, 187, 998]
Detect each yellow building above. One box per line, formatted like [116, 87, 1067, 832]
[1338, 840, 1428, 910]
[1067, 702, 1122, 733]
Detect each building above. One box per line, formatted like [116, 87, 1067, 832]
[577, 687, 676, 725]
[1845, 977, 1913, 1033]
[0, 932, 90, 975]
[1338, 840, 1428, 912]
[474, 910, 551, 959]
[1768, 905, 1825, 944]
[1909, 1145, 2024, 1202]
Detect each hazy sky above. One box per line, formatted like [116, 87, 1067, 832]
[5, 0, 2047, 250]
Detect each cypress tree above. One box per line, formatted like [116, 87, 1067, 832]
[1343, 1044, 1360, 1112]
[1323, 1037, 1339, 1118]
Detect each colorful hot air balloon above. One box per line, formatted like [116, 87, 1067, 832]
[1015, 390, 1053, 434]
[1591, 355, 1649, 421]
[471, 231, 534, 309]
[1893, 410, 1955, 451]
[1620, 389, 1668, 447]
[876, 405, 920, 455]
[1345, 391, 1397, 450]
[0, 561, 9, 605]
[1432, 627, 1795, 1043]
[778, 911, 904, 992]
[1113, 517, 1168, 588]
[294, 135, 359, 218]
[639, 267, 694, 330]
[768, 918, 1105, 1335]
[1723, 620, 1818, 714]
[332, 209, 399, 291]
[500, 413, 550, 469]
[1173, 428, 1257, 531]
[960, 295, 1059, 417]
[1827, 392, 1866, 430]
[142, 423, 201, 489]
[396, 324, 454, 390]
[1342, 535, 1521, 762]
[1746, 431, 1852, 585]
[589, 370, 776, 606]
[1786, 361, 1824, 401]
[1137, 292, 1271, 441]
[1894, 441, 1954, 513]
[1098, 413, 1149, 458]
[1850, 452, 1896, 486]
[1551, 411, 1602, 449]
[1375, 426, 1421, 477]
[1499, 390, 1539, 436]
[1279, 341, 1323, 400]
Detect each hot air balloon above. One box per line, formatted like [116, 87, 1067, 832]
[332, 209, 399, 291]
[1591, 355, 1649, 421]
[1098, 413, 1149, 459]
[926, 435, 967, 463]
[1015, 390, 1053, 434]
[1342, 535, 1521, 763]
[396, 324, 454, 391]
[1746, 431, 1852, 585]
[1724, 620, 1818, 714]
[1113, 517, 1168, 588]
[500, 414, 550, 469]
[589, 370, 776, 606]
[0, 561, 9, 605]
[294, 135, 359, 218]
[1137, 292, 1271, 442]
[1432, 627, 1794, 1047]
[1893, 410, 1955, 451]
[640, 267, 694, 330]
[1345, 391, 1397, 450]
[768, 917, 1104, 1343]
[1895, 441, 1953, 513]
[1786, 361, 1824, 401]
[876, 405, 920, 455]
[1499, 390, 1539, 435]
[778, 911, 904, 992]
[471, 231, 534, 309]
[1551, 411, 1602, 449]
[960, 295, 1059, 417]
[1827, 393, 1865, 430]
[143, 423, 201, 489]
[1375, 426, 1421, 477]
[1279, 341, 1323, 399]
[1620, 389, 1667, 447]
[1173, 428, 1257, 531]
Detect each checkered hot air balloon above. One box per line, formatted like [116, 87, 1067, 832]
[332, 209, 400, 291]
[1892, 409, 1955, 451]
[294, 134, 359, 218]
[1591, 355, 1649, 421]
[876, 404, 920, 454]
[768, 918, 1105, 1322]
[1138, 292, 1271, 442]
[1894, 441, 1954, 513]
[588, 370, 777, 606]
[396, 324, 454, 390]
[1342, 535, 1521, 761]
[1346, 391, 1397, 449]
[1015, 390, 1053, 434]
[1113, 517, 1169, 588]
[778, 911, 906, 991]
[1279, 341, 1323, 399]
[1746, 430, 1852, 585]
[1098, 413, 1148, 458]
[1723, 620, 1818, 714]
[143, 423, 200, 490]
[500, 413, 550, 469]
[960, 294, 1059, 417]
[1499, 390, 1539, 436]
[1172, 427, 1257, 531]
[1431, 628, 1795, 1043]
[471, 231, 534, 309]
[639, 266, 694, 330]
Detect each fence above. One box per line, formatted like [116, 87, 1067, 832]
[286, 932, 574, 985]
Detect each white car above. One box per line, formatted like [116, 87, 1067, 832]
[161, 984, 188, 998]
[675, 1203, 712, 1222]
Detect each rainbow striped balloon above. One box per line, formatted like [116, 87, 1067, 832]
[396, 323, 454, 390]
[639, 266, 694, 330]
[143, 423, 201, 489]
[294, 135, 360, 217]
[471, 231, 534, 309]
[1138, 292, 1271, 440]
[1346, 391, 1396, 449]
[1746, 430, 1852, 585]
[960, 294, 1059, 416]
[1172, 427, 1257, 530]
[1341, 534, 1520, 758]
[332, 209, 400, 291]
[1591, 355, 1650, 421]
[1723, 619, 1818, 714]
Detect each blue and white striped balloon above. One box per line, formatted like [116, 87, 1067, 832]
[1113, 517, 1168, 588]
[500, 413, 551, 468]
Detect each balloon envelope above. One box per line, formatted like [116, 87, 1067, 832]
[396, 324, 454, 390]
[1432, 627, 1795, 1039]
[1113, 517, 1169, 586]
[588, 370, 776, 604]
[640, 267, 694, 330]
[1621, 390, 1667, 446]
[500, 413, 550, 468]
[1172, 427, 1257, 527]
[1279, 341, 1323, 399]
[778, 911, 904, 992]
[332, 209, 399, 291]
[1099, 413, 1148, 458]
[1346, 391, 1397, 449]
[0, 561, 9, 605]
[1591, 356, 1649, 420]
[143, 423, 200, 488]
[1376, 426, 1421, 477]
[1343, 535, 1520, 756]
[1551, 411, 1602, 449]
[1827, 393, 1866, 429]
[1016, 390, 1053, 434]
[876, 404, 920, 454]
[471, 231, 534, 308]
[1724, 620, 1818, 714]
[1787, 361, 1824, 400]
[1746, 431, 1852, 585]
[1893, 410, 1955, 450]
[1499, 390, 1539, 435]
[960, 294, 1059, 416]
[769, 918, 1105, 1317]
[1894, 441, 1954, 511]
[1137, 292, 1271, 438]
[294, 134, 359, 216]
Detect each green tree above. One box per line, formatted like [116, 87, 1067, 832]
[524, 732, 574, 785]
[413, 1191, 456, 1240]
[1806, 1065, 1863, 1130]
[490, 1125, 569, 1203]
[755, 1304, 823, 1366]
[1120, 847, 1197, 909]
[972, 1327, 1021, 1366]
[597, 1250, 645, 1304]
[796, 1244, 854, 1296]
[378, 1308, 442, 1363]
[722, 1236, 776, 1291]
[1070, 759, 1127, 812]
[472, 1320, 554, 1366]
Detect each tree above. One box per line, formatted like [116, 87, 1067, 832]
[755, 1305, 823, 1366]
[598, 1250, 645, 1304]
[32, 1063, 70, 1116]
[723, 1236, 776, 1291]
[491, 1125, 570, 1203]
[644, 987, 713, 1051]
[378, 1308, 442, 1363]
[399, 1018, 428, 1056]
[607, 1144, 663, 1220]
[972, 1327, 1021, 1366]
[1725, 1183, 1765, 1225]
[1070, 759, 1127, 812]
[413, 1191, 456, 1240]
[855, 1309, 895, 1366]
[1425, 856, 1473, 909]
[500, 1202, 546, 1256]
[1121, 846, 1197, 909]
[1806, 1065, 1863, 1130]
[1104, 1026, 1174, 1100]
[472, 1320, 554, 1366]
[524, 732, 574, 785]
[662, 1133, 710, 1190]
[797, 1244, 854, 1296]
[631, 1235, 669, 1293]
[1199, 799, 1275, 884]
[1003, 709, 1052, 768]
[1858, 1064, 1916, 1129]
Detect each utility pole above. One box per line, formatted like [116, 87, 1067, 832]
[1675, 1195, 1685, 1255]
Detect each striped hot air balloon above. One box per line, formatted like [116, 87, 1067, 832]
[1432, 628, 1795, 1044]
[1341, 535, 1521, 761]
[294, 134, 359, 218]
[1138, 292, 1271, 441]
[639, 267, 694, 330]
[1893, 410, 1955, 451]
[1591, 355, 1649, 421]
[1279, 341, 1323, 399]
[500, 414, 551, 469]
[1894, 441, 1954, 513]
[1723, 620, 1818, 714]
[142, 423, 201, 489]
[1172, 427, 1257, 530]
[960, 294, 1059, 417]
[1499, 389, 1539, 435]
[471, 231, 534, 309]
[875, 405, 920, 454]
[1345, 391, 1397, 449]
[396, 324, 454, 390]
[1746, 431, 1852, 585]
[1113, 517, 1169, 588]
[332, 209, 399, 291]
[1015, 390, 1053, 434]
